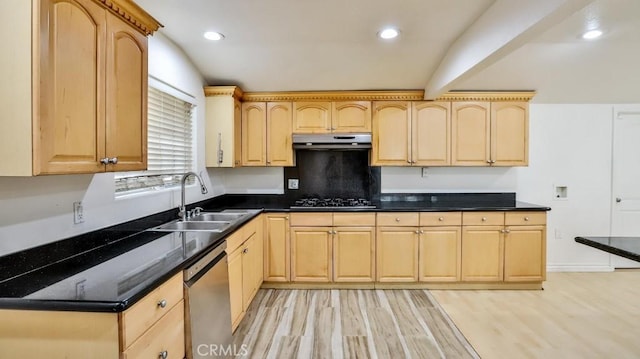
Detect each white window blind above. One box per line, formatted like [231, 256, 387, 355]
[115, 84, 195, 194]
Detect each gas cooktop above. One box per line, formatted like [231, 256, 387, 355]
[290, 197, 376, 209]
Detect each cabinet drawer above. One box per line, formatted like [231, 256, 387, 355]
[290, 212, 333, 226]
[505, 212, 546, 226]
[122, 299, 185, 359]
[420, 212, 462, 226]
[462, 212, 505, 226]
[333, 213, 375, 226]
[377, 213, 419, 226]
[119, 273, 183, 349]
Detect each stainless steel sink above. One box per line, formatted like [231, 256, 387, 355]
[189, 212, 247, 222]
[151, 220, 231, 232]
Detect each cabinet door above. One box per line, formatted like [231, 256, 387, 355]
[371, 101, 411, 166]
[334, 227, 375, 282]
[291, 227, 332, 282]
[293, 102, 331, 133]
[264, 214, 290, 282]
[242, 102, 266, 166]
[451, 102, 490, 166]
[105, 13, 147, 172]
[266, 102, 293, 166]
[227, 247, 244, 331]
[332, 101, 372, 133]
[491, 102, 528, 166]
[412, 102, 451, 166]
[252, 216, 264, 290]
[36, 0, 106, 174]
[233, 99, 242, 166]
[419, 226, 461, 282]
[504, 226, 545, 282]
[376, 227, 418, 282]
[242, 234, 257, 309]
[461, 226, 504, 281]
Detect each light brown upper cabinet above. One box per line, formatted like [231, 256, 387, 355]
[371, 101, 411, 166]
[412, 102, 451, 166]
[242, 102, 294, 166]
[205, 87, 243, 167]
[372, 101, 451, 166]
[293, 101, 372, 133]
[0, 0, 159, 176]
[452, 101, 528, 166]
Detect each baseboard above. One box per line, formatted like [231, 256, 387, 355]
[546, 265, 614, 272]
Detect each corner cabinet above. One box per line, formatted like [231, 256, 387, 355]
[204, 87, 243, 167]
[0, 0, 160, 176]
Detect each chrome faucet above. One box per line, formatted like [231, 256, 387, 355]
[179, 172, 208, 221]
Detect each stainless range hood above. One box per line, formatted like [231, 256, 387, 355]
[292, 133, 371, 150]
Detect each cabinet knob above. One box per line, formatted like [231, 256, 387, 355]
[524, 217, 529, 221]
[285, 217, 289, 221]
[438, 217, 444, 221]
[406, 160, 411, 163]
[108, 157, 118, 164]
[395, 218, 401, 222]
[331, 127, 336, 131]
[159, 350, 168, 359]
[505, 229, 511, 233]
[99, 157, 109, 165]
[415, 230, 420, 234]
[420, 230, 424, 234]
[327, 230, 333, 234]
[242, 248, 249, 254]
[492, 160, 496, 164]
[481, 217, 487, 222]
[333, 230, 337, 234]
[266, 161, 271, 164]
[486, 160, 492, 164]
[157, 299, 167, 308]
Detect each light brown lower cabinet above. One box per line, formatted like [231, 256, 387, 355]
[333, 227, 376, 282]
[227, 215, 264, 332]
[504, 225, 546, 282]
[264, 214, 290, 282]
[419, 226, 461, 282]
[291, 226, 333, 282]
[0, 273, 184, 359]
[376, 227, 419, 282]
[461, 225, 505, 282]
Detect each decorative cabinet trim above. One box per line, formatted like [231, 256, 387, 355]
[94, 0, 162, 35]
[212, 89, 536, 102]
[204, 86, 244, 99]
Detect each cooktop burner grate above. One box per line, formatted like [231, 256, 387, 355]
[290, 197, 376, 209]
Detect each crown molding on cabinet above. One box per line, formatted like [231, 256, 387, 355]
[95, 0, 163, 35]
[204, 88, 536, 102]
[204, 86, 244, 99]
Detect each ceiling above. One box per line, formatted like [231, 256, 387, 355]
[136, 0, 640, 103]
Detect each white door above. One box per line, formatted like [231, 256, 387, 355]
[611, 106, 640, 268]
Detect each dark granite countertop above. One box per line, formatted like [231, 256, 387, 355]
[575, 236, 640, 262]
[0, 192, 549, 312]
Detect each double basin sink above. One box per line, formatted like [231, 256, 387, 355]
[151, 210, 254, 232]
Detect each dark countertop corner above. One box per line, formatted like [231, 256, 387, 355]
[575, 236, 640, 263]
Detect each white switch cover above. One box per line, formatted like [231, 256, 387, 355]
[73, 201, 85, 224]
[421, 167, 428, 177]
[288, 179, 299, 190]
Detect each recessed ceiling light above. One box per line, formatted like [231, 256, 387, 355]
[204, 31, 225, 41]
[378, 28, 399, 40]
[582, 29, 602, 40]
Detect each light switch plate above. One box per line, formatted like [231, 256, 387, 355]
[288, 179, 299, 190]
[421, 167, 428, 177]
[73, 201, 85, 224]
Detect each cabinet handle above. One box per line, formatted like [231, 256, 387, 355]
[285, 217, 289, 221]
[395, 218, 401, 222]
[420, 230, 424, 234]
[406, 160, 411, 164]
[157, 299, 167, 308]
[505, 229, 511, 233]
[266, 161, 271, 165]
[438, 217, 444, 221]
[415, 230, 420, 234]
[481, 217, 487, 222]
[159, 350, 168, 359]
[486, 159, 492, 164]
[327, 230, 333, 234]
[108, 157, 118, 164]
[242, 248, 249, 254]
[524, 217, 529, 221]
[99, 158, 109, 165]
[491, 160, 496, 164]
[501, 229, 506, 233]
[333, 230, 337, 234]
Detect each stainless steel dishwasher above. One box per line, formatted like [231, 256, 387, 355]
[184, 241, 232, 359]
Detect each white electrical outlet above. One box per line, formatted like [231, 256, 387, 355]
[421, 167, 428, 177]
[288, 179, 299, 190]
[73, 201, 85, 224]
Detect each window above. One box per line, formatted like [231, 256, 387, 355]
[115, 79, 196, 195]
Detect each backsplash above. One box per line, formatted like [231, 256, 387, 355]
[284, 150, 381, 201]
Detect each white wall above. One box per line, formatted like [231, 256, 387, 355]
[208, 167, 284, 194]
[0, 32, 223, 256]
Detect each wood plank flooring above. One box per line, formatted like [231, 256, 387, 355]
[430, 270, 640, 359]
[233, 289, 478, 358]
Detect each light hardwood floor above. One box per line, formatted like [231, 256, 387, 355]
[431, 270, 640, 359]
[233, 289, 478, 358]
